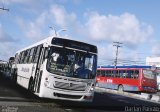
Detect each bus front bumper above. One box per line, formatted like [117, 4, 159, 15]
[39, 86, 94, 102]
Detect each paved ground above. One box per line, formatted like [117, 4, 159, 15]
[0, 73, 160, 112]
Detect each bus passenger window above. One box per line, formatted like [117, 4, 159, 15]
[127, 70, 133, 78]
[115, 70, 120, 77]
[20, 51, 25, 63]
[134, 70, 139, 79]
[108, 70, 112, 77]
[28, 48, 35, 63]
[112, 70, 118, 77]
[33, 45, 42, 63]
[24, 49, 30, 63]
[14, 53, 19, 64]
[101, 70, 105, 77]
[97, 70, 101, 76]
[105, 70, 109, 77]
[119, 70, 126, 78]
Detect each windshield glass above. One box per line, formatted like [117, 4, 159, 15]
[143, 70, 156, 79]
[46, 46, 97, 79]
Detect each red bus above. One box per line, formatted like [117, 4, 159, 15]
[96, 66, 157, 93]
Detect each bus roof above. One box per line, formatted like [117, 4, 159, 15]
[16, 36, 97, 54]
[16, 36, 53, 53]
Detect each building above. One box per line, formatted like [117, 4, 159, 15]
[146, 57, 160, 67]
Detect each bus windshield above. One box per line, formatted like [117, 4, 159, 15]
[143, 70, 155, 79]
[47, 46, 97, 79]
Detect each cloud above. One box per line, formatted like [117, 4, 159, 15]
[16, 4, 80, 41]
[50, 4, 77, 28]
[98, 43, 115, 65]
[84, 12, 154, 49]
[12, 4, 154, 65]
[16, 12, 48, 41]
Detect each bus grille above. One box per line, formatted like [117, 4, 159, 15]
[54, 81, 86, 91]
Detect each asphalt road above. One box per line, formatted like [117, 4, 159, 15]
[0, 73, 160, 112]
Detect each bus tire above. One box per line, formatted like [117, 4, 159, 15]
[12, 72, 17, 83]
[118, 85, 124, 92]
[28, 78, 34, 92]
[147, 94, 152, 100]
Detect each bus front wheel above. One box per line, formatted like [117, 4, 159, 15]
[28, 78, 34, 92]
[118, 85, 124, 92]
[12, 73, 17, 83]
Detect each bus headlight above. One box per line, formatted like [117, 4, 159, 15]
[90, 87, 94, 91]
[44, 77, 49, 87]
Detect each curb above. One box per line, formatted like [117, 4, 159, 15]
[95, 87, 160, 104]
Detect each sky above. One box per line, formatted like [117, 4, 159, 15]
[0, 0, 160, 65]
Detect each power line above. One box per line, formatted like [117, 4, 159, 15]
[98, 57, 146, 66]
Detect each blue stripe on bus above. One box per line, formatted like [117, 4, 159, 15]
[97, 82, 138, 91]
[97, 82, 118, 90]
[123, 85, 139, 91]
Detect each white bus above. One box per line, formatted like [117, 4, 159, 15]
[11, 37, 97, 102]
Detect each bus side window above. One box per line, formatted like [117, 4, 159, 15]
[18, 52, 22, 64]
[20, 51, 26, 64]
[119, 70, 123, 77]
[127, 70, 133, 78]
[24, 49, 30, 63]
[14, 53, 19, 64]
[31, 47, 37, 63]
[115, 70, 120, 77]
[97, 70, 101, 76]
[101, 70, 105, 77]
[122, 70, 127, 78]
[119, 70, 126, 78]
[108, 70, 112, 77]
[111, 70, 115, 77]
[28, 48, 35, 63]
[134, 70, 139, 79]
[105, 70, 108, 77]
[112, 70, 118, 77]
[33, 45, 42, 63]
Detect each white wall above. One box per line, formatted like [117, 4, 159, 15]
[146, 57, 160, 67]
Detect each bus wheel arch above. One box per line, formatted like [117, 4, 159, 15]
[118, 84, 124, 92]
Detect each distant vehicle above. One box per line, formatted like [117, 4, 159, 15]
[0, 61, 9, 74]
[96, 66, 157, 93]
[11, 37, 97, 102]
[0, 60, 12, 79]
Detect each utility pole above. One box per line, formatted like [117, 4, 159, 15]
[113, 41, 122, 68]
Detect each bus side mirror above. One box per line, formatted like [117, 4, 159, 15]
[9, 57, 15, 63]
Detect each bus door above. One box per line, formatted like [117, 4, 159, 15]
[33, 45, 44, 93]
